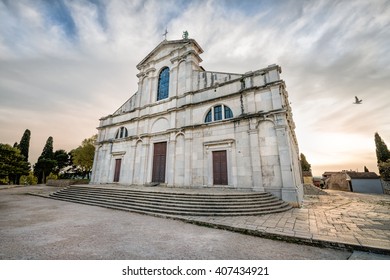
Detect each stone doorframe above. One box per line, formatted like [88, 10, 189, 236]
[204, 139, 235, 187]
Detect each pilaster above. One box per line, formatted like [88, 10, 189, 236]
[248, 125, 264, 192]
[276, 125, 302, 206]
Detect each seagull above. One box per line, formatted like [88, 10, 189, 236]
[353, 96, 362, 104]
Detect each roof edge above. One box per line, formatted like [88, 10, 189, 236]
[136, 38, 204, 70]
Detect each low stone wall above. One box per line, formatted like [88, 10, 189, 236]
[46, 179, 89, 188]
[303, 184, 328, 195]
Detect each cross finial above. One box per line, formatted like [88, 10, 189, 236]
[163, 28, 168, 40]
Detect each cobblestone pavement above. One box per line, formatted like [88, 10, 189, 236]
[4, 184, 390, 255]
[179, 190, 390, 254]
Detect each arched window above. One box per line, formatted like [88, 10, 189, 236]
[205, 105, 233, 123]
[205, 110, 212, 123]
[115, 127, 128, 139]
[157, 67, 170, 101]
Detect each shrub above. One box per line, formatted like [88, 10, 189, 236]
[19, 172, 38, 185]
[46, 172, 58, 181]
[0, 176, 9, 185]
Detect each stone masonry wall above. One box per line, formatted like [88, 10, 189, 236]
[46, 179, 89, 188]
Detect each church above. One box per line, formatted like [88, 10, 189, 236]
[90, 35, 303, 206]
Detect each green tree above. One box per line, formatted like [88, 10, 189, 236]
[375, 132, 390, 163]
[374, 132, 390, 179]
[71, 135, 97, 179]
[18, 129, 31, 162]
[53, 149, 71, 175]
[34, 136, 56, 184]
[378, 160, 390, 180]
[300, 153, 311, 172]
[0, 143, 30, 184]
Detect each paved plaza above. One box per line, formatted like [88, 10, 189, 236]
[1, 184, 390, 258]
[184, 190, 390, 254]
[108, 184, 390, 254]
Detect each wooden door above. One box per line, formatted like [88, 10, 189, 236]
[152, 142, 167, 183]
[213, 150, 228, 185]
[113, 158, 121, 182]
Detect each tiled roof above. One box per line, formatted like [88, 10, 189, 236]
[346, 172, 380, 179]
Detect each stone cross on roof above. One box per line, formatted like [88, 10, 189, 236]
[163, 28, 168, 40]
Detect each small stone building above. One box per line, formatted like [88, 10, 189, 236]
[323, 171, 383, 194]
[323, 172, 351, 191]
[90, 37, 303, 205]
[346, 172, 383, 194]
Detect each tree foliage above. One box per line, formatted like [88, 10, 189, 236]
[18, 129, 31, 162]
[374, 132, 390, 180]
[34, 136, 56, 183]
[53, 149, 71, 174]
[375, 132, 390, 163]
[41, 136, 54, 159]
[378, 160, 390, 180]
[0, 143, 30, 184]
[71, 135, 97, 179]
[300, 153, 311, 172]
[19, 171, 38, 185]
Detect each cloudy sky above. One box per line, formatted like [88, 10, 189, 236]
[1, 0, 389, 176]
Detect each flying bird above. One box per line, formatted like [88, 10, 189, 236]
[353, 96, 362, 104]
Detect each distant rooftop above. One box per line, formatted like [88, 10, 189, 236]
[322, 170, 380, 179]
[346, 171, 380, 179]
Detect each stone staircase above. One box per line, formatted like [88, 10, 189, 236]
[49, 185, 292, 216]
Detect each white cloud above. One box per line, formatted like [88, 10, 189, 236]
[0, 0, 389, 175]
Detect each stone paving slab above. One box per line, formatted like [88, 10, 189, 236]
[175, 190, 390, 254]
[21, 184, 390, 255]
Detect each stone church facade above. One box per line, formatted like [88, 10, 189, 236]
[90, 38, 303, 205]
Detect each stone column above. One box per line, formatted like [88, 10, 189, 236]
[185, 131, 193, 187]
[142, 140, 150, 184]
[275, 125, 301, 206]
[128, 142, 137, 184]
[167, 136, 176, 186]
[90, 146, 100, 184]
[248, 127, 264, 192]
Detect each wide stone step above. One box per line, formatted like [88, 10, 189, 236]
[51, 192, 284, 210]
[54, 189, 278, 205]
[50, 196, 292, 216]
[51, 195, 291, 212]
[49, 186, 292, 216]
[60, 186, 272, 199]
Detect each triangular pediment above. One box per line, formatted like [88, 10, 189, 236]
[136, 39, 203, 70]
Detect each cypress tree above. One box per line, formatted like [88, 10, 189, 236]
[374, 132, 390, 163]
[19, 129, 31, 162]
[300, 153, 311, 172]
[41, 136, 53, 158]
[34, 136, 56, 183]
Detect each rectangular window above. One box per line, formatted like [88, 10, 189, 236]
[214, 105, 222, 121]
